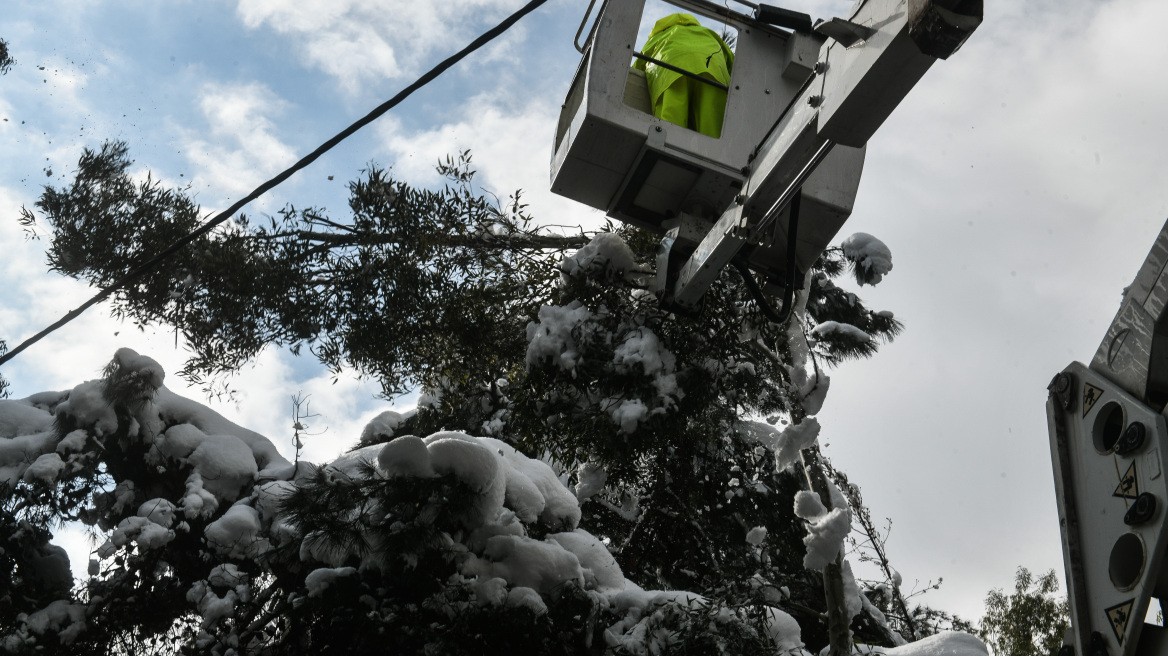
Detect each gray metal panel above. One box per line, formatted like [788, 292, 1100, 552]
[551, 155, 628, 209]
[576, 119, 645, 170]
[788, 144, 866, 272]
[673, 204, 748, 307]
[816, 0, 936, 148]
[1048, 362, 1168, 656]
[741, 105, 825, 219]
[1091, 220, 1168, 405]
[783, 31, 820, 81]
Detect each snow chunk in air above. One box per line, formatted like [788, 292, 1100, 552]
[574, 461, 607, 501]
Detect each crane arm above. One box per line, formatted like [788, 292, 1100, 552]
[670, 0, 981, 309]
[1048, 218, 1168, 656]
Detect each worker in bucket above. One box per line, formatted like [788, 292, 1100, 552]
[634, 13, 735, 138]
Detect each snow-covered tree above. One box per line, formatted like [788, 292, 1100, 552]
[0, 144, 987, 655]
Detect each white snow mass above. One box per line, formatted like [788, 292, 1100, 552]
[842, 232, 893, 286]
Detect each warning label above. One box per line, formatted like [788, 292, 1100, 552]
[1083, 383, 1103, 417]
[1114, 461, 1139, 500]
[1106, 599, 1134, 645]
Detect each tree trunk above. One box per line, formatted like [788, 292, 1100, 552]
[801, 445, 854, 656]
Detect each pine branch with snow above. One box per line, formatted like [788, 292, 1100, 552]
[841, 233, 894, 287]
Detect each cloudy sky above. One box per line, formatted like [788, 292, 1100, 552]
[2, 0, 1166, 624]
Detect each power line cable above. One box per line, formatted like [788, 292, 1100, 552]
[0, 0, 549, 370]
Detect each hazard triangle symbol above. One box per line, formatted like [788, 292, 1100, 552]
[1114, 462, 1139, 500]
[1083, 383, 1103, 417]
[1106, 599, 1134, 645]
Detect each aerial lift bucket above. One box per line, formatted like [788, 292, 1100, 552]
[550, 0, 866, 292]
[551, 0, 981, 313]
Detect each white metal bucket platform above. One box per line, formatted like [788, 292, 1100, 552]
[551, 0, 980, 312]
[551, 0, 865, 282]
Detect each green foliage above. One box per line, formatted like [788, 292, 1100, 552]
[978, 567, 1069, 656]
[806, 260, 902, 365]
[0, 38, 13, 75]
[23, 142, 588, 398]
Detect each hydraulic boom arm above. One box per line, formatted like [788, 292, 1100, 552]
[670, 0, 981, 309]
[1048, 218, 1168, 656]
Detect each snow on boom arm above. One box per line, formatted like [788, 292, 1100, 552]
[550, 0, 981, 315]
[1048, 220, 1168, 656]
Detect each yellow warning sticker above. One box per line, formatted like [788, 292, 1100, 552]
[1114, 461, 1139, 500]
[1106, 599, 1134, 645]
[1084, 383, 1104, 417]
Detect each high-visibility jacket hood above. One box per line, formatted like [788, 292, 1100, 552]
[633, 13, 734, 137]
[648, 12, 702, 37]
[635, 13, 734, 87]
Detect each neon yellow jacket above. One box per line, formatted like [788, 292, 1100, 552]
[633, 14, 735, 137]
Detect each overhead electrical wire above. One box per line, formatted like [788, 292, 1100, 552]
[0, 0, 549, 370]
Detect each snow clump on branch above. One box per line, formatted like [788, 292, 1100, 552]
[842, 232, 893, 286]
[0, 349, 816, 654]
[560, 231, 642, 282]
[812, 321, 872, 344]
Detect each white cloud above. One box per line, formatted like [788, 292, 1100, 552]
[180, 82, 297, 207]
[235, 0, 530, 92]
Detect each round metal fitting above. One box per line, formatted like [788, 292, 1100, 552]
[1125, 492, 1157, 526]
[1116, 421, 1146, 456]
